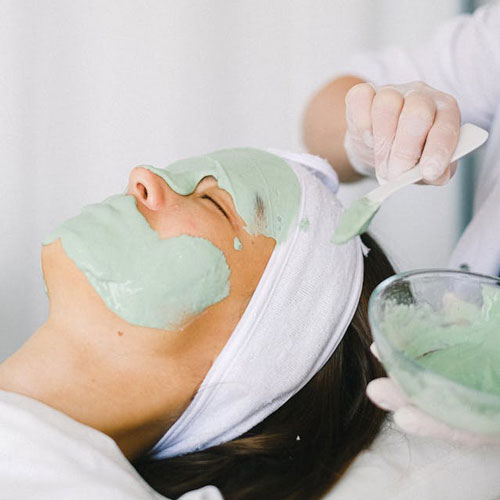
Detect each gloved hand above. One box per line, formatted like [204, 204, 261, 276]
[367, 343, 500, 445]
[344, 81, 461, 185]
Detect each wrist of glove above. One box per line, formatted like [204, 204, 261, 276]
[367, 343, 500, 445]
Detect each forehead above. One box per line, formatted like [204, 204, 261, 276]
[144, 148, 301, 244]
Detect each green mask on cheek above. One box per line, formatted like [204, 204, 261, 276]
[43, 195, 231, 329]
[42, 148, 300, 330]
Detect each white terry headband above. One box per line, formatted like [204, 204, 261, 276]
[146, 151, 365, 459]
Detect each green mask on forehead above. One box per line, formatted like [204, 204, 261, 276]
[42, 148, 301, 330]
[144, 148, 301, 244]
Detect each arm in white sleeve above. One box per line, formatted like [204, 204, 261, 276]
[344, 2, 500, 130]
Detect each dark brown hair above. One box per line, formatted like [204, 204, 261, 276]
[133, 233, 394, 499]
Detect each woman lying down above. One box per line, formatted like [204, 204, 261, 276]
[0, 148, 395, 500]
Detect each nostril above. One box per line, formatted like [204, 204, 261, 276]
[137, 183, 148, 200]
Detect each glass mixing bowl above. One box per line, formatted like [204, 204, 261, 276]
[369, 269, 500, 436]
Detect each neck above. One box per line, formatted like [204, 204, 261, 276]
[0, 317, 188, 461]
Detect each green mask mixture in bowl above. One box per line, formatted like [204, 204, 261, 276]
[369, 269, 500, 436]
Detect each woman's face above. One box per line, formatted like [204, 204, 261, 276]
[40, 150, 299, 455]
[40, 164, 276, 443]
[43, 149, 300, 335]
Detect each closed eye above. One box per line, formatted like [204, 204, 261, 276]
[201, 194, 230, 220]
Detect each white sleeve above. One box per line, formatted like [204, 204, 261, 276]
[342, 2, 500, 130]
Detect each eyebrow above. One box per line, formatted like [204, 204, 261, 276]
[255, 194, 266, 224]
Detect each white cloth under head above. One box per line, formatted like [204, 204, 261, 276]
[147, 151, 365, 459]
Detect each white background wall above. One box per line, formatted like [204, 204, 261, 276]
[0, 0, 462, 360]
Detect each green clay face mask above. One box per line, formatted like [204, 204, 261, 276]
[42, 148, 301, 330]
[43, 195, 231, 329]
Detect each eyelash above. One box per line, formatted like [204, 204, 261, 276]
[201, 194, 230, 220]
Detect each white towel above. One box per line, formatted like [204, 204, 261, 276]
[147, 151, 364, 459]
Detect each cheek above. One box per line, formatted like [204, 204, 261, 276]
[228, 235, 275, 287]
[154, 211, 203, 238]
[185, 217, 202, 233]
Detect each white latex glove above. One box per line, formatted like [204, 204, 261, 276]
[367, 342, 500, 445]
[344, 81, 461, 185]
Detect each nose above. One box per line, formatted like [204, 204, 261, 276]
[128, 167, 169, 211]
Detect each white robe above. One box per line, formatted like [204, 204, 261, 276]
[0, 390, 222, 500]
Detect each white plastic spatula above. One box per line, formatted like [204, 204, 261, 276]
[332, 123, 489, 244]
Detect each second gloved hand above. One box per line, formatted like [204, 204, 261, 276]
[367, 343, 500, 445]
[344, 81, 461, 185]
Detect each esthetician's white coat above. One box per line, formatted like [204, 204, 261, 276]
[324, 418, 500, 500]
[343, 2, 500, 276]
[0, 390, 222, 500]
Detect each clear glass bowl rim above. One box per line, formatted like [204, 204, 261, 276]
[368, 267, 500, 400]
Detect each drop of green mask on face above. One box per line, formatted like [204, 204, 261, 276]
[42, 148, 301, 330]
[233, 237, 242, 251]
